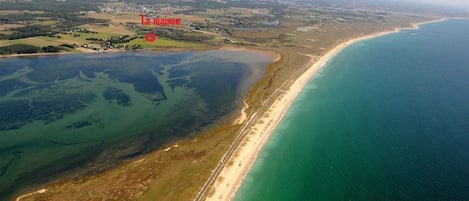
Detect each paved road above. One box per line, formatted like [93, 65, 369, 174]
[194, 55, 314, 201]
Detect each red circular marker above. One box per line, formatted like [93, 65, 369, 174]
[144, 33, 158, 42]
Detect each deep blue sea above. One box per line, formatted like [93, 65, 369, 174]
[235, 19, 469, 201]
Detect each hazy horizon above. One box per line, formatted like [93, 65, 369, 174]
[388, 0, 469, 8]
[412, 0, 468, 6]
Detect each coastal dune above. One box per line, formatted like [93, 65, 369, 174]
[204, 19, 444, 201]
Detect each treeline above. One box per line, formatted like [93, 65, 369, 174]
[86, 35, 139, 44]
[0, 25, 55, 40]
[0, 0, 104, 15]
[0, 44, 40, 54]
[0, 13, 39, 23]
[0, 0, 109, 40]
[0, 15, 107, 40]
[60, 15, 108, 27]
[0, 44, 74, 55]
[0, 12, 106, 27]
[110, 35, 138, 43]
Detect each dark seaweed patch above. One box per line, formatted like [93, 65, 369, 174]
[0, 92, 96, 131]
[65, 120, 93, 129]
[0, 79, 29, 96]
[166, 78, 189, 90]
[65, 115, 100, 129]
[108, 70, 166, 99]
[102, 87, 132, 107]
[168, 68, 191, 78]
[27, 66, 80, 82]
[0, 100, 32, 131]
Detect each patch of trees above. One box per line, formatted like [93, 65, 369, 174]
[60, 15, 108, 27]
[1, 25, 56, 40]
[0, 1, 109, 40]
[0, 0, 108, 24]
[0, 44, 70, 55]
[0, 13, 40, 23]
[0, 44, 41, 55]
[42, 45, 61, 53]
[59, 43, 76, 49]
[109, 35, 138, 44]
[0, 16, 107, 40]
[123, 44, 142, 50]
[0, 0, 104, 16]
[86, 35, 138, 45]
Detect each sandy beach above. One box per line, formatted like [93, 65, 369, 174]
[204, 19, 445, 201]
[15, 189, 47, 201]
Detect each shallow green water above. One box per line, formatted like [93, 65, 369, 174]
[0, 50, 272, 199]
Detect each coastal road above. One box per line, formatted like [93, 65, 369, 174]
[194, 55, 315, 201]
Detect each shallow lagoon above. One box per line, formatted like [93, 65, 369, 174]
[0, 50, 273, 199]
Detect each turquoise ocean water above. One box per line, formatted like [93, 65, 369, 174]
[234, 19, 469, 201]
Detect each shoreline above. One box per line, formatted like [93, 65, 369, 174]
[204, 18, 447, 201]
[0, 46, 214, 59]
[15, 189, 46, 201]
[0, 45, 280, 62]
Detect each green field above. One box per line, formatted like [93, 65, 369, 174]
[125, 37, 206, 48]
[0, 36, 63, 47]
[0, 10, 44, 15]
[32, 20, 59, 26]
